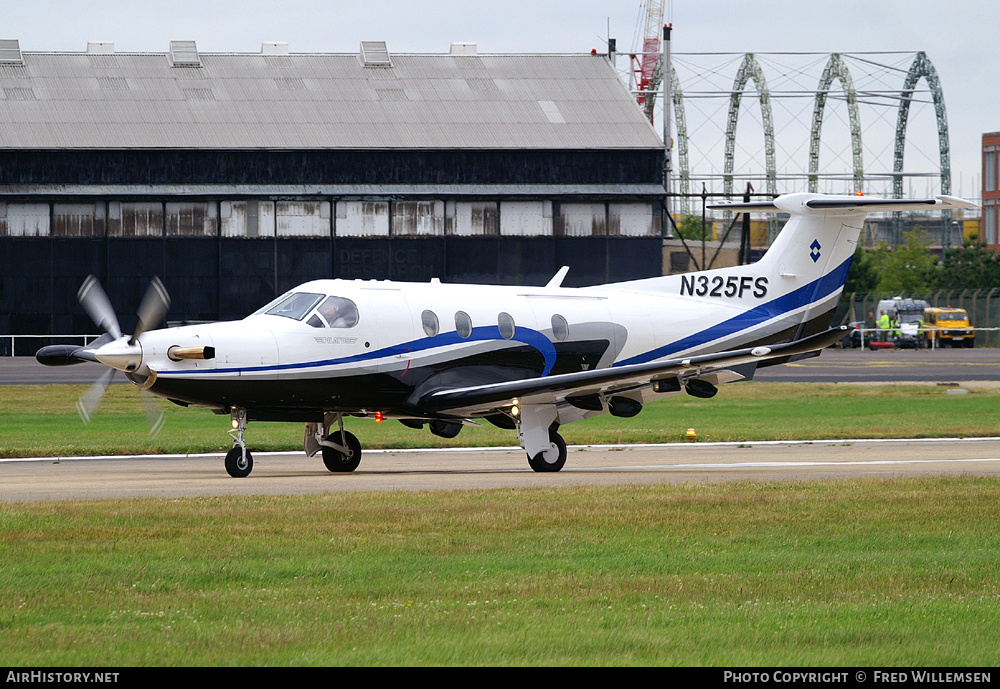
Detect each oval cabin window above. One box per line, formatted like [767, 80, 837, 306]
[455, 311, 472, 338]
[498, 312, 515, 340]
[421, 310, 439, 337]
[551, 314, 569, 341]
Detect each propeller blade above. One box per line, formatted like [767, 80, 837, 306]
[132, 277, 171, 344]
[78, 275, 122, 340]
[77, 368, 115, 424]
[141, 392, 166, 438]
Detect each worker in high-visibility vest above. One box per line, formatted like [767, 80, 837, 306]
[878, 310, 891, 342]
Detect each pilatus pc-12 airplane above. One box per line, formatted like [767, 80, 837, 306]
[37, 193, 975, 477]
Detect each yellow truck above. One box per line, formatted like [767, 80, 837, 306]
[923, 307, 974, 348]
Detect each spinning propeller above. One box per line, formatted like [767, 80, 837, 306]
[36, 275, 171, 434]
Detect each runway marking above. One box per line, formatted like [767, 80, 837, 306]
[4, 436, 1000, 464]
[564, 457, 1000, 472]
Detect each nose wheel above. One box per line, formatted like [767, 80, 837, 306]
[225, 408, 253, 478]
[225, 446, 253, 478]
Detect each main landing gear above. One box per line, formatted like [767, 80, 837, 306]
[517, 403, 567, 472]
[305, 412, 362, 473]
[527, 428, 567, 472]
[224, 409, 364, 478]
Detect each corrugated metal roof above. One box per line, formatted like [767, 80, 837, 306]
[0, 51, 663, 150]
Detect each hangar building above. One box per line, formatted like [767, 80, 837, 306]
[0, 39, 666, 347]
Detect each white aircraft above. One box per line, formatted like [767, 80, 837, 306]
[36, 193, 975, 477]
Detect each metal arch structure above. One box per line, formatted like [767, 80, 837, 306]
[892, 51, 952, 245]
[723, 53, 777, 237]
[723, 53, 777, 200]
[808, 53, 864, 194]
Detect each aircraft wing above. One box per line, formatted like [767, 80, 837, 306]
[417, 326, 846, 415]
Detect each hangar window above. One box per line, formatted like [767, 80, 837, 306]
[317, 297, 360, 328]
[551, 314, 569, 341]
[258, 292, 323, 321]
[498, 312, 515, 340]
[421, 310, 439, 337]
[455, 311, 472, 338]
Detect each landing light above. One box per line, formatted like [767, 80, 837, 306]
[231, 419, 239, 429]
[511, 403, 520, 417]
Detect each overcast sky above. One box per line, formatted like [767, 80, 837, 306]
[5, 0, 997, 200]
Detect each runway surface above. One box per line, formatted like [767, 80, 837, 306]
[4, 438, 1000, 502]
[3, 348, 999, 502]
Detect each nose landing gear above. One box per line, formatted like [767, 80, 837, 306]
[225, 407, 253, 478]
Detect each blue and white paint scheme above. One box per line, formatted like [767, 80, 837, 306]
[36, 193, 977, 477]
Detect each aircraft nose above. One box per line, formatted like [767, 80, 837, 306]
[94, 337, 143, 372]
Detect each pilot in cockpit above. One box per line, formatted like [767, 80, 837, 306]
[317, 296, 358, 328]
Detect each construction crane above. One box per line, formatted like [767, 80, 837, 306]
[629, 0, 665, 123]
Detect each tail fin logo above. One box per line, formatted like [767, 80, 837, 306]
[809, 239, 822, 263]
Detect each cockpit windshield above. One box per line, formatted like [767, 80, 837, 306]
[255, 292, 324, 321]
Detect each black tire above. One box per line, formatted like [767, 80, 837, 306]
[322, 430, 362, 473]
[527, 430, 567, 473]
[965, 338, 975, 348]
[225, 446, 253, 478]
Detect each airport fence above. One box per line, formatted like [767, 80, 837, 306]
[834, 288, 1000, 348]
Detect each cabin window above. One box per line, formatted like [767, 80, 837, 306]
[551, 314, 569, 341]
[316, 296, 359, 328]
[455, 311, 472, 338]
[498, 312, 515, 339]
[421, 310, 439, 337]
[260, 292, 324, 321]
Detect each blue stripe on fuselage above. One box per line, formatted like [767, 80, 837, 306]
[156, 324, 558, 378]
[614, 255, 853, 367]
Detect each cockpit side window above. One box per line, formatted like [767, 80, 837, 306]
[315, 296, 359, 328]
[260, 292, 324, 321]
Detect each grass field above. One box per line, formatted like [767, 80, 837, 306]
[2, 381, 999, 458]
[2, 382, 999, 666]
[1, 478, 999, 665]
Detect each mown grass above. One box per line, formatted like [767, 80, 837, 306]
[1, 478, 999, 666]
[1, 382, 998, 458]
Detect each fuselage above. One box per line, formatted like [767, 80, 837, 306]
[136, 261, 836, 419]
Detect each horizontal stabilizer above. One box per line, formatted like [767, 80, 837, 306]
[709, 194, 977, 215]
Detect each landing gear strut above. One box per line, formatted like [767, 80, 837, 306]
[225, 407, 253, 478]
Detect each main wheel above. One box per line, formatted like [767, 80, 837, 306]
[225, 446, 253, 478]
[322, 430, 362, 473]
[527, 430, 567, 472]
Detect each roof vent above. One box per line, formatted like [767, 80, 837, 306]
[0, 39, 24, 65]
[261, 41, 289, 55]
[87, 40, 114, 54]
[169, 40, 201, 67]
[360, 41, 391, 67]
[450, 42, 478, 56]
